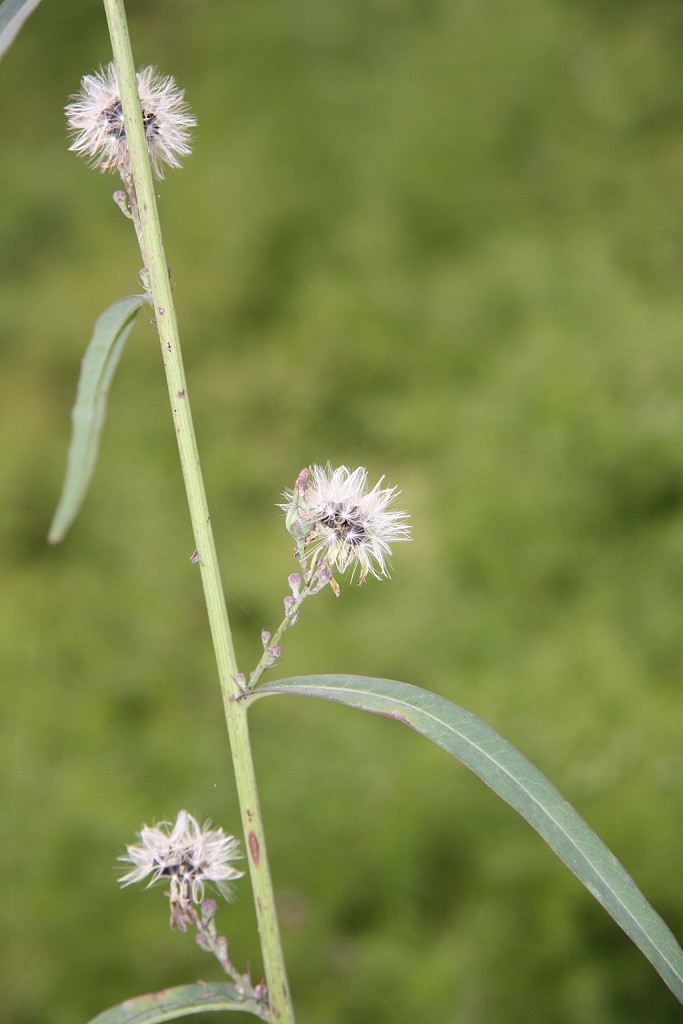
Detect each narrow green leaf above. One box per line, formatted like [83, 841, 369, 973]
[48, 295, 147, 544]
[245, 674, 683, 1003]
[87, 982, 267, 1024]
[0, 0, 43, 60]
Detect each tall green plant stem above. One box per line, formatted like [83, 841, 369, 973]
[102, 3, 294, 1020]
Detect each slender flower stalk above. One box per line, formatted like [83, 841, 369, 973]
[247, 571, 319, 690]
[99, 2, 294, 1019]
[194, 898, 269, 1012]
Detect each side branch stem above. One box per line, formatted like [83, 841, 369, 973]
[101, 2, 294, 1020]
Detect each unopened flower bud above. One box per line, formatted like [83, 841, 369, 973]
[283, 595, 299, 622]
[288, 573, 301, 596]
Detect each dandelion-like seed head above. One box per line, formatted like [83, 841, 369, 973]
[66, 63, 196, 178]
[283, 463, 411, 584]
[118, 810, 243, 909]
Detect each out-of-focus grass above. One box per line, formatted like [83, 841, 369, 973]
[2, 1, 682, 1022]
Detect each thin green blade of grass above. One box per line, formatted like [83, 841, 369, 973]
[0, 0, 44, 60]
[245, 674, 683, 1003]
[48, 294, 147, 544]
[87, 982, 267, 1024]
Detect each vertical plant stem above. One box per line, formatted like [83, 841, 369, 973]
[101, 3, 294, 1020]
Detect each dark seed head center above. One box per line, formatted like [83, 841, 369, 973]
[102, 101, 159, 141]
[320, 502, 367, 546]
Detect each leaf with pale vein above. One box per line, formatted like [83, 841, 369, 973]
[48, 295, 147, 544]
[245, 674, 683, 1003]
[0, 0, 43, 59]
[86, 982, 267, 1024]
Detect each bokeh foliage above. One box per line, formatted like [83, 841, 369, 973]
[2, 1, 682, 1022]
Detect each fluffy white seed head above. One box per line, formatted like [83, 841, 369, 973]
[118, 810, 243, 907]
[66, 63, 196, 178]
[283, 463, 411, 584]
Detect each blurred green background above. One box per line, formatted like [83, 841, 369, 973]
[2, 0, 682, 1021]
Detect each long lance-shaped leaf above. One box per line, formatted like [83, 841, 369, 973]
[48, 295, 147, 544]
[87, 982, 268, 1024]
[244, 674, 683, 1003]
[0, 0, 44, 59]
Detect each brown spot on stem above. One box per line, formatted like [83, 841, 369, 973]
[248, 830, 260, 866]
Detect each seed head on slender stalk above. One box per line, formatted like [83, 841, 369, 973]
[118, 810, 244, 919]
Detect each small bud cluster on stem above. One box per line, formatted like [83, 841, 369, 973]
[194, 899, 269, 1012]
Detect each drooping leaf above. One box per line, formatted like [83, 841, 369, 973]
[244, 674, 683, 1003]
[48, 295, 148, 544]
[87, 982, 268, 1024]
[0, 0, 44, 60]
